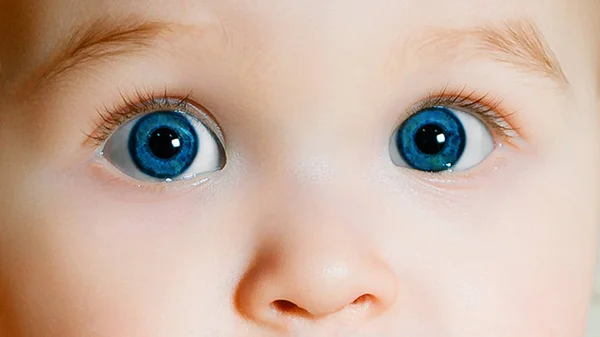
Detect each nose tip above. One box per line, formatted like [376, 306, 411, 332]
[234, 234, 398, 329]
[269, 263, 396, 318]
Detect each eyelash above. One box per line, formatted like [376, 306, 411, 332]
[409, 85, 520, 141]
[86, 86, 519, 146]
[86, 89, 198, 146]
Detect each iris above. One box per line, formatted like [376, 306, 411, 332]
[128, 111, 199, 179]
[395, 107, 466, 172]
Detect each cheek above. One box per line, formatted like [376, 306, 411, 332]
[370, 120, 600, 336]
[451, 145, 597, 334]
[0, 167, 255, 336]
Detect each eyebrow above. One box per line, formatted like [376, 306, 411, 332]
[409, 19, 568, 86]
[37, 18, 567, 89]
[37, 18, 176, 85]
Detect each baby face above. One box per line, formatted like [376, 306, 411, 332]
[1, 0, 599, 336]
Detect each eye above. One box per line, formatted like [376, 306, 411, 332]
[102, 109, 225, 181]
[390, 106, 494, 172]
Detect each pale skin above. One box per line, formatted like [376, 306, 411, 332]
[1, 0, 600, 336]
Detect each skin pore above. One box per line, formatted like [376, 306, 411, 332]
[1, 0, 600, 336]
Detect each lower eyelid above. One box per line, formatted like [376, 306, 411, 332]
[420, 144, 513, 185]
[87, 155, 216, 197]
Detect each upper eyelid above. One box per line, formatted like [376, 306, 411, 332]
[86, 91, 225, 148]
[88, 86, 519, 147]
[412, 88, 502, 117]
[403, 88, 520, 142]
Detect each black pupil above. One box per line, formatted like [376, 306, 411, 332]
[414, 124, 447, 155]
[149, 128, 182, 159]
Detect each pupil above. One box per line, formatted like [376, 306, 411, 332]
[149, 127, 182, 159]
[414, 124, 447, 155]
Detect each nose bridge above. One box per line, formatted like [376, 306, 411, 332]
[250, 8, 386, 163]
[231, 21, 397, 326]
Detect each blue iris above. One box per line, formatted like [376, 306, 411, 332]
[395, 107, 466, 172]
[128, 111, 199, 179]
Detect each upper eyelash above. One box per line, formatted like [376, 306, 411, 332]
[85, 88, 194, 146]
[411, 84, 521, 140]
[86, 85, 520, 148]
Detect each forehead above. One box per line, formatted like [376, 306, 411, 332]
[0, 0, 596, 107]
[1, 0, 593, 73]
[1, 0, 585, 48]
[29, 0, 565, 19]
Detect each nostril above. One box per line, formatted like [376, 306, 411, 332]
[270, 300, 311, 318]
[270, 295, 376, 318]
[271, 295, 376, 319]
[351, 294, 375, 306]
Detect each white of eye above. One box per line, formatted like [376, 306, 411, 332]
[388, 108, 495, 172]
[450, 109, 494, 171]
[101, 111, 225, 182]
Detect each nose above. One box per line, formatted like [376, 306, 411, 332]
[235, 220, 398, 329]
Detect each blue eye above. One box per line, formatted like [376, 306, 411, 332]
[128, 112, 200, 178]
[102, 109, 225, 181]
[390, 107, 494, 172]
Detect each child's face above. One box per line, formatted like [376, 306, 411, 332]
[1, 0, 600, 336]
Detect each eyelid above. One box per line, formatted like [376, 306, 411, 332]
[405, 85, 522, 145]
[85, 89, 225, 149]
[87, 157, 219, 196]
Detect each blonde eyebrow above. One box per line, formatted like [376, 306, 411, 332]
[35, 18, 176, 87]
[37, 18, 567, 91]
[409, 19, 568, 86]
